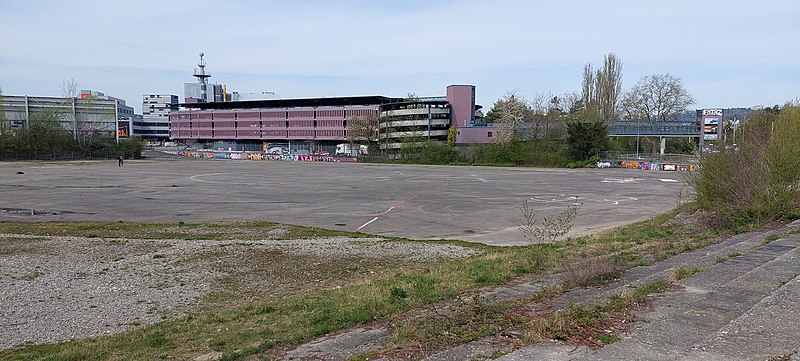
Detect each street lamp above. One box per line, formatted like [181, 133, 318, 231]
[636, 119, 640, 159]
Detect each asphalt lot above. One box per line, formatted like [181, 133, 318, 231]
[0, 158, 688, 245]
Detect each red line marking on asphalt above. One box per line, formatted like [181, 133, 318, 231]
[354, 187, 434, 232]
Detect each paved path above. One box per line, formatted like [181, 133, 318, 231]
[499, 222, 800, 361]
[0, 159, 684, 245]
[275, 222, 800, 361]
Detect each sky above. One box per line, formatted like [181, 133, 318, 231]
[1, 0, 798, 113]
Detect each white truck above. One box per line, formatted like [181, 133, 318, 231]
[335, 143, 368, 156]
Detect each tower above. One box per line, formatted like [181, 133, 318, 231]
[193, 53, 211, 102]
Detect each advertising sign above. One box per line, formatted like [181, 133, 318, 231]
[701, 109, 724, 143]
[118, 124, 129, 137]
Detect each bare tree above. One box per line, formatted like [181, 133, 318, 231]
[581, 53, 623, 120]
[621, 74, 696, 121]
[0, 86, 6, 133]
[557, 92, 582, 115]
[596, 53, 623, 120]
[581, 64, 595, 111]
[346, 113, 380, 144]
[62, 77, 78, 98]
[529, 92, 550, 139]
[491, 91, 531, 146]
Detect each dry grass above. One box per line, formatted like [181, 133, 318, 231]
[2, 209, 729, 361]
[561, 257, 622, 289]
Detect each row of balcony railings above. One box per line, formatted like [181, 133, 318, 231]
[607, 120, 701, 137]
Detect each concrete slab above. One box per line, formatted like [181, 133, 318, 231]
[0, 160, 684, 245]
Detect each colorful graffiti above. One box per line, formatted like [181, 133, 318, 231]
[598, 160, 699, 172]
[176, 150, 359, 163]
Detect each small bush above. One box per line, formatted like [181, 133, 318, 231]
[562, 257, 622, 289]
[520, 201, 582, 243]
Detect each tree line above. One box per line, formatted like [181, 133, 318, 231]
[346, 53, 696, 166]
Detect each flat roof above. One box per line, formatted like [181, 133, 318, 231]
[179, 95, 405, 110]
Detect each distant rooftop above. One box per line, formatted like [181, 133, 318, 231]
[179, 95, 405, 110]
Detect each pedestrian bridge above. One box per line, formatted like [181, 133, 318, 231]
[608, 120, 700, 137]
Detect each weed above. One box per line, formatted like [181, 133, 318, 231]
[715, 252, 742, 264]
[152, 254, 166, 259]
[524, 279, 670, 347]
[764, 234, 781, 245]
[631, 279, 671, 301]
[562, 257, 621, 289]
[673, 267, 702, 281]
[594, 333, 620, 344]
[778, 273, 799, 288]
[490, 349, 510, 359]
[385, 296, 519, 357]
[390, 287, 409, 299]
[520, 201, 582, 243]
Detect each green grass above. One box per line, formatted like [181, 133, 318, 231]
[778, 273, 799, 288]
[0, 211, 724, 361]
[673, 266, 702, 281]
[0, 220, 366, 241]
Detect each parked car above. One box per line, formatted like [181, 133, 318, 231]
[267, 147, 288, 155]
[335, 143, 368, 156]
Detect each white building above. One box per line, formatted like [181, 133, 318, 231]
[136, 94, 178, 141]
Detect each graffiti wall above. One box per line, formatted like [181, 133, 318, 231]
[597, 160, 699, 172]
[176, 150, 359, 163]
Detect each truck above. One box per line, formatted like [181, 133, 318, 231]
[335, 143, 368, 156]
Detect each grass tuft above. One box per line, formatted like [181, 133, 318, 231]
[673, 266, 702, 281]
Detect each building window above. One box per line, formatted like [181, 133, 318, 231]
[487, 131, 493, 138]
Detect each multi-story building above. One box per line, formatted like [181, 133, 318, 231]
[169, 85, 482, 152]
[1, 90, 136, 140]
[136, 94, 178, 141]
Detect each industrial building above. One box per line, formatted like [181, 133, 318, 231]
[0, 90, 137, 140]
[170, 84, 484, 153]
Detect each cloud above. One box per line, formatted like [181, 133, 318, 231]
[1, 0, 798, 110]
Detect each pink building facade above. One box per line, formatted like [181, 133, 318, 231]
[169, 85, 484, 149]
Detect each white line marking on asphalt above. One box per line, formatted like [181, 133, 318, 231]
[601, 178, 640, 183]
[356, 217, 380, 231]
[659, 178, 679, 182]
[190, 173, 229, 183]
[356, 205, 396, 231]
[470, 174, 488, 183]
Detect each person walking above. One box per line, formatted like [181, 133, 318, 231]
[118, 155, 124, 167]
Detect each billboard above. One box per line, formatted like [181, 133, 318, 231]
[117, 116, 131, 138]
[701, 109, 723, 142]
[117, 124, 129, 137]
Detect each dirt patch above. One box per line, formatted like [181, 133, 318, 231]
[0, 233, 479, 349]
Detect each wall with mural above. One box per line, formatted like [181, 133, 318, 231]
[174, 150, 359, 163]
[597, 160, 699, 172]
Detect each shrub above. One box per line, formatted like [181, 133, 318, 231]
[691, 103, 800, 230]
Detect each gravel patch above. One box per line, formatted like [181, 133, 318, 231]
[0, 233, 479, 349]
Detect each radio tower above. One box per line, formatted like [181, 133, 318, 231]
[193, 52, 211, 102]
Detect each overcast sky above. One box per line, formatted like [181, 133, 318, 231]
[1, 0, 798, 112]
